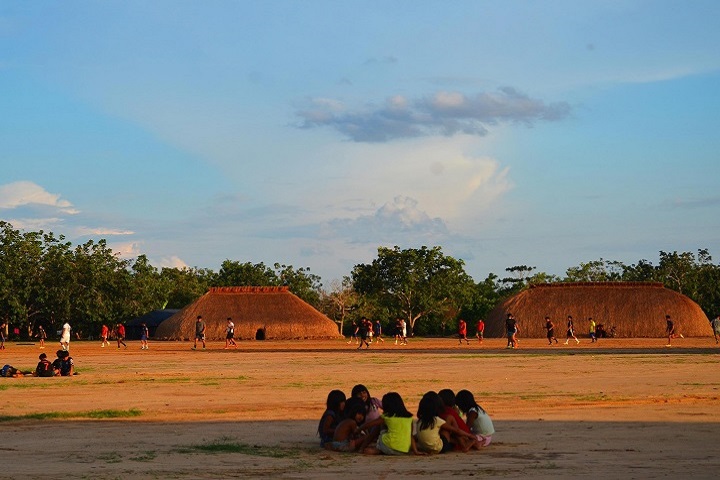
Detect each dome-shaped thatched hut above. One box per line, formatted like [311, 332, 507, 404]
[486, 282, 710, 338]
[154, 286, 341, 340]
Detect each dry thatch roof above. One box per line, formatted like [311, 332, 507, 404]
[486, 282, 711, 338]
[154, 286, 341, 340]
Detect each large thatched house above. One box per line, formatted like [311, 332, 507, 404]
[486, 282, 710, 338]
[154, 286, 341, 340]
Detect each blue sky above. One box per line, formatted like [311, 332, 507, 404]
[2, 0, 719, 285]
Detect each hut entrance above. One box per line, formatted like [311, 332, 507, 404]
[255, 328, 266, 340]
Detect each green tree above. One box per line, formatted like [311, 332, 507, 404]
[564, 259, 625, 282]
[160, 267, 213, 309]
[216, 260, 278, 286]
[351, 246, 474, 334]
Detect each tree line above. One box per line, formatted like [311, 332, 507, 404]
[1, 221, 718, 339]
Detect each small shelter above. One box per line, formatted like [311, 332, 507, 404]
[154, 286, 341, 340]
[486, 282, 710, 338]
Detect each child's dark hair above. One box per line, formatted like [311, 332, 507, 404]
[416, 391, 444, 431]
[438, 389, 456, 408]
[381, 392, 412, 418]
[326, 389, 346, 413]
[343, 397, 367, 421]
[351, 384, 371, 406]
[455, 389, 486, 414]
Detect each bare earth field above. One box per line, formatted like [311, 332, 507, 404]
[1, 337, 719, 479]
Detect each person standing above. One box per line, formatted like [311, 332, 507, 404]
[373, 320, 385, 343]
[665, 314, 683, 346]
[400, 319, 408, 345]
[193, 315, 206, 350]
[458, 319, 470, 345]
[60, 322, 71, 351]
[564, 316, 580, 345]
[100, 324, 110, 347]
[545, 316, 558, 345]
[36, 325, 47, 349]
[0, 321, 6, 350]
[140, 322, 149, 350]
[589, 317, 597, 343]
[475, 319, 485, 345]
[116, 323, 127, 349]
[224, 317, 238, 349]
[505, 313, 517, 349]
[711, 315, 720, 344]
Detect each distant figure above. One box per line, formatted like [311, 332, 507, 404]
[711, 315, 720, 344]
[357, 317, 371, 350]
[458, 319, 470, 345]
[545, 316, 558, 345]
[589, 317, 597, 343]
[400, 319, 408, 345]
[140, 322, 149, 350]
[193, 315, 206, 350]
[373, 320, 385, 343]
[347, 321, 359, 345]
[116, 323, 127, 349]
[564, 316, 580, 345]
[60, 322, 71, 351]
[476, 319, 485, 344]
[665, 314, 683, 346]
[100, 324, 110, 347]
[36, 325, 47, 349]
[0, 322, 6, 350]
[224, 317, 237, 349]
[505, 313, 517, 349]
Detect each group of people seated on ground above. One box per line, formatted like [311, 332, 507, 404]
[318, 384, 494, 455]
[0, 350, 75, 378]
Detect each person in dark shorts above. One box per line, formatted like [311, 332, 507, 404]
[564, 316, 580, 345]
[140, 322, 149, 350]
[357, 317, 370, 350]
[458, 319, 470, 345]
[545, 316, 558, 345]
[476, 319, 485, 344]
[116, 323, 127, 349]
[665, 314, 683, 346]
[193, 315, 207, 350]
[224, 317, 238, 349]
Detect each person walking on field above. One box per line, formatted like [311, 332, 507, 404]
[193, 315, 207, 350]
[0, 322, 6, 350]
[711, 315, 720, 344]
[373, 320, 385, 343]
[564, 316, 580, 345]
[116, 323, 127, 349]
[458, 319, 470, 345]
[60, 322, 71, 351]
[589, 317, 597, 343]
[100, 324, 110, 347]
[224, 317, 238, 349]
[545, 316, 558, 345]
[665, 314, 683, 346]
[476, 319, 485, 345]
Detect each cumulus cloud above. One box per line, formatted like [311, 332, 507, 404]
[155, 255, 189, 269]
[326, 196, 448, 244]
[296, 87, 571, 142]
[0, 181, 78, 214]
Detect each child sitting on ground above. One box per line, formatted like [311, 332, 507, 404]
[438, 388, 482, 451]
[351, 384, 383, 423]
[360, 392, 423, 455]
[324, 397, 366, 452]
[455, 389, 495, 446]
[318, 390, 346, 447]
[415, 391, 477, 454]
[34, 353, 54, 377]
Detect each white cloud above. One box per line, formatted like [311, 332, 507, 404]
[5, 217, 64, 231]
[75, 227, 135, 236]
[0, 181, 78, 214]
[155, 255, 189, 269]
[108, 241, 141, 258]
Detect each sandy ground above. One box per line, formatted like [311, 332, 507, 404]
[1, 336, 719, 479]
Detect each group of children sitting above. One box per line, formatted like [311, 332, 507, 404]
[318, 385, 494, 455]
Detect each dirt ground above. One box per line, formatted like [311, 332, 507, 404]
[1, 336, 719, 479]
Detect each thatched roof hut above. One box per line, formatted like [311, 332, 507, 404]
[486, 282, 710, 338]
[154, 286, 341, 340]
